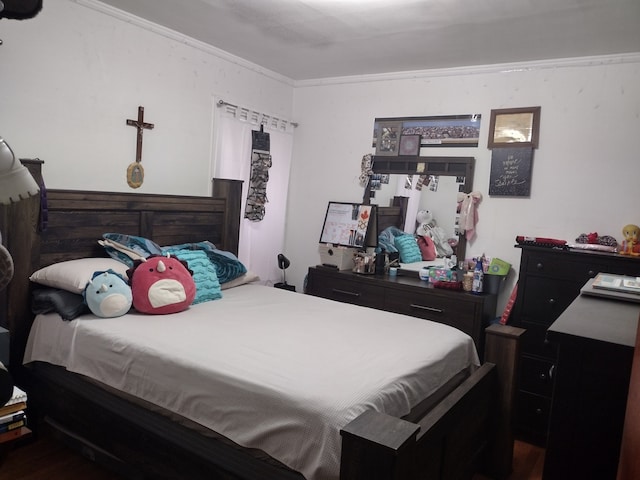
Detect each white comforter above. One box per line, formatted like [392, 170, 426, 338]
[24, 284, 479, 480]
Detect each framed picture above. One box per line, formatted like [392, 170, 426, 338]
[398, 134, 421, 156]
[373, 114, 481, 149]
[374, 121, 402, 156]
[488, 106, 541, 149]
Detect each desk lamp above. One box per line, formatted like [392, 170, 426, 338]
[275, 253, 295, 292]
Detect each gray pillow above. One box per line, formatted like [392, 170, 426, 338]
[32, 288, 89, 321]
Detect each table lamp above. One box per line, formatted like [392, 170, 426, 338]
[0, 136, 40, 290]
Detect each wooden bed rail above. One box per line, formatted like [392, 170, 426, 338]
[340, 324, 524, 480]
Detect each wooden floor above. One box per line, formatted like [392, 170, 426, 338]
[0, 424, 545, 480]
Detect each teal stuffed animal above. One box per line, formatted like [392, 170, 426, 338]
[83, 269, 132, 318]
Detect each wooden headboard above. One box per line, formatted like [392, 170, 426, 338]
[376, 196, 409, 233]
[0, 160, 242, 372]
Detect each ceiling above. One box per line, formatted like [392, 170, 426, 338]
[97, 0, 640, 81]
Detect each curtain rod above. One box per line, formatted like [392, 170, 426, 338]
[216, 99, 298, 128]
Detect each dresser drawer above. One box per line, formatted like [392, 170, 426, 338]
[520, 324, 557, 360]
[524, 253, 608, 282]
[385, 290, 478, 337]
[519, 276, 579, 326]
[520, 355, 555, 397]
[516, 391, 551, 443]
[308, 275, 386, 309]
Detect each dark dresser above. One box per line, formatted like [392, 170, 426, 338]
[305, 266, 497, 357]
[543, 292, 638, 479]
[510, 245, 640, 444]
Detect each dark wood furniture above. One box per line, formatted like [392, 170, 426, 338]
[0, 160, 524, 480]
[306, 266, 497, 357]
[510, 245, 640, 445]
[618, 306, 640, 480]
[543, 293, 639, 479]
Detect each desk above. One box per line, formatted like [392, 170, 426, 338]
[544, 293, 639, 479]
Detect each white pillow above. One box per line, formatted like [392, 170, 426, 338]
[220, 271, 259, 290]
[30, 258, 129, 294]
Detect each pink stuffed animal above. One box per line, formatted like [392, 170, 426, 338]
[457, 191, 483, 241]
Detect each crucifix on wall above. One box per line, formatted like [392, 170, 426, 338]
[126, 105, 154, 188]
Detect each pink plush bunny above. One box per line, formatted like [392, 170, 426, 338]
[457, 191, 483, 241]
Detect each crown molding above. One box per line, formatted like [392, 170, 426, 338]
[293, 52, 640, 88]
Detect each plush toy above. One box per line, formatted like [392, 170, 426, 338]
[416, 235, 437, 261]
[457, 191, 483, 241]
[83, 269, 132, 318]
[415, 210, 453, 258]
[128, 254, 196, 314]
[620, 224, 640, 256]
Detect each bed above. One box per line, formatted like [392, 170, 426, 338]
[1, 161, 523, 480]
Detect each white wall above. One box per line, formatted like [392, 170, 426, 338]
[286, 58, 640, 314]
[0, 0, 293, 196]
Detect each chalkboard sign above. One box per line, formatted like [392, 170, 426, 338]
[489, 147, 533, 196]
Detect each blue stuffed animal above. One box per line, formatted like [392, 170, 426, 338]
[83, 269, 132, 318]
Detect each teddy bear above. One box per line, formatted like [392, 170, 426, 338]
[415, 210, 453, 258]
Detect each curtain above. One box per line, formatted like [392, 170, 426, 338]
[212, 103, 294, 286]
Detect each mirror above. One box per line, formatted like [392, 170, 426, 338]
[363, 156, 475, 263]
[371, 174, 461, 241]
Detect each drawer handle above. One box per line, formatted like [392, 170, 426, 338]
[549, 365, 555, 379]
[535, 408, 543, 415]
[410, 304, 444, 314]
[332, 289, 360, 298]
[536, 262, 544, 270]
[588, 270, 596, 277]
[548, 298, 556, 305]
[539, 373, 547, 382]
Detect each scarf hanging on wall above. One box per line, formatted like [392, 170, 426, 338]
[245, 126, 272, 221]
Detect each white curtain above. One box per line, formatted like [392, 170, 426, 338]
[212, 102, 294, 286]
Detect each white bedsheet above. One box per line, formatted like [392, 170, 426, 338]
[24, 284, 479, 480]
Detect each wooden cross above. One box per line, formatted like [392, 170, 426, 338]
[126, 106, 154, 163]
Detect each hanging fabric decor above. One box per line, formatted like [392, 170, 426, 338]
[244, 126, 272, 221]
[358, 153, 373, 187]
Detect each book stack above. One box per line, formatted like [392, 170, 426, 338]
[0, 385, 28, 442]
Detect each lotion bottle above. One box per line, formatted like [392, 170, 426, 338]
[472, 257, 484, 294]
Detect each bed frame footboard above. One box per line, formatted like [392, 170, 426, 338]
[340, 324, 523, 480]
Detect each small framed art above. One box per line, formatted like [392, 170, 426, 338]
[398, 134, 421, 156]
[488, 106, 541, 149]
[374, 121, 402, 156]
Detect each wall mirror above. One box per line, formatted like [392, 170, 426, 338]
[363, 156, 475, 263]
